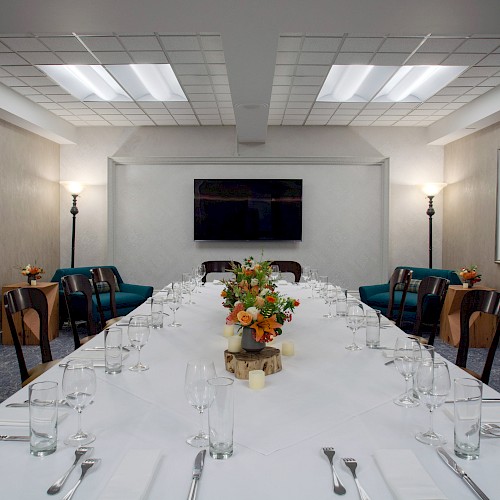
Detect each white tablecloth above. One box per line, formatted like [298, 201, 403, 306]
[1, 284, 499, 499]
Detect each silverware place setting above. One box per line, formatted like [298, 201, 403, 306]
[322, 447, 346, 495]
[47, 446, 93, 495]
[61, 458, 101, 500]
[480, 423, 500, 437]
[343, 458, 371, 500]
[0, 435, 30, 441]
[187, 450, 206, 500]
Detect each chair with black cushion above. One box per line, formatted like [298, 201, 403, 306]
[201, 261, 241, 283]
[91, 267, 122, 328]
[62, 274, 100, 350]
[4, 287, 60, 387]
[410, 276, 450, 345]
[456, 289, 500, 384]
[386, 268, 413, 327]
[270, 261, 301, 283]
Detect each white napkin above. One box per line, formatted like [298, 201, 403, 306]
[278, 279, 288, 285]
[444, 405, 500, 423]
[374, 449, 448, 500]
[99, 449, 162, 500]
[212, 279, 224, 285]
[0, 407, 68, 427]
[382, 349, 394, 358]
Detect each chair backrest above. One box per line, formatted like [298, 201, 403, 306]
[3, 287, 52, 383]
[202, 261, 241, 283]
[412, 276, 450, 343]
[91, 267, 119, 325]
[270, 261, 301, 282]
[387, 268, 413, 326]
[62, 274, 99, 349]
[457, 289, 500, 384]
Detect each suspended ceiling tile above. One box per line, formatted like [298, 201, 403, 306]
[335, 52, 372, 64]
[3, 65, 44, 76]
[39, 37, 86, 51]
[130, 51, 168, 63]
[0, 52, 30, 64]
[0, 37, 47, 51]
[405, 53, 447, 65]
[277, 36, 302, 52]
[302, 37, 342, 52]
[94, 51, 133, 64]
[379, 37, 424, 53]
[477, 54, 500, 65]
[341, 37, 384, 52]
[168, 51, 205, 64]
[457, 38, 500, 53]
[370, 53, 408, 65]
[441, 53, 486, 65]
[120, 36, 162, 51]
[418, 37, 466, 52]
[200, 35, 223, 51]
[80, 36, 123, 51]
[56, 51, 97, 64]
[160, 35, 201, 51]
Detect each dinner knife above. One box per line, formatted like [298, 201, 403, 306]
[187, 449, 206, 500]
[444, 398, 500, 404]
[436, 447, 489, 500]
[0, 435, 30, 441]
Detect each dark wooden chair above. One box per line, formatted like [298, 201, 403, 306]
[4, 287, 59, 387]
[91, 267, 122, 328]
[411, 276, 450, 345]
[201, 261, 241, 283]
[270, 261, 301, 282]
[387, 268, 413, 327]
[456, 289, 500, 384]
[62, 274, 99, 350]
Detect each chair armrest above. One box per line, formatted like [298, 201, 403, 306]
[359, 283, 389, 303]
[119, 283, 154, 299]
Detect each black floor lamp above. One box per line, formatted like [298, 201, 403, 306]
[421, 183, 447, 269]
[62, 182, 84, 268]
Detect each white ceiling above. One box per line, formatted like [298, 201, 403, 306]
[0, 0, 499, 144]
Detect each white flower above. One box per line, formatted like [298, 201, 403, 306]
[260, 288, 270, 296]
[246, 306, 259, 320]
[250, 278, 258, 287]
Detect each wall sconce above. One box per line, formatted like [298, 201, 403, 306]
[61, 181, 85, 268]
[421, 183, 447, 268]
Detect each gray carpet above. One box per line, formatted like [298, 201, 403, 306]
[1, 327, 499, 403]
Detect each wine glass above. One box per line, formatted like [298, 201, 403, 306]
[270, 265, 280, 282]
[195, 264, 206, 291]
[393, 337, 422, 407]
[324, 284, 337, 318]
[166, 287, 182, 327]
[345, 302, 365, 350]
[184, 360, 216, 447]
[415, 359, 451, 445]
[301, 265, 311, 288]
[182, 272, 195, 305]
[62, 359, 96, 446]
[309, 269, 319, 298]
[127, 315, 151, 371]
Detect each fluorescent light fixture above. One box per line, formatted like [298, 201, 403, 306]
[317, 65, 467, 103]
[38, 65, 131, 101]
[374, 66, 466, 102]
[106, 64, 187, 101]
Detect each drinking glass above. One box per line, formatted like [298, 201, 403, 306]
[336, 287, 347, 317]
[270, 265, 280, 282]
[150, 297, 165, 329]
[195, 264, 206, 291]
[365, 309, 381, 348]
[127, 315, 151, 372]
[324, 284, 337, 318]
[166, 287, 182, 327]
[309, 269, 319, 298]
[184, 360, 217, 447]
[29, 380, 58, 456]
[182, 273, 195, 304]
[208, 377, 234, 459]
[412, 344, 434, 399]
[393, 337, 422, 407]
[345, 302, 365, 350]
[415, 359, 451, 445]
[301, 265, 311, 288]
[62, 359, 96, 446]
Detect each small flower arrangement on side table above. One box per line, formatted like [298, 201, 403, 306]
[221, 256, 300, 351]
[459, 265, 481, 288]
[19, 264, 45, 285]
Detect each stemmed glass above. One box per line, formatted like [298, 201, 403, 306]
[182, 273, 195, 305]
[127, 315, 151, 372]
[393, 337, 422, 407]
[62, 359, 96, 446]
[345, 302, 365, 350]
[324, 284, 337, 318]
[166, 287, 182, 327]
[301, 266, 311, 288]
[184, 360, 216, 447]
[415, 359, 451, 445]
[270, 265, 280, 282]
[309, 269, 319, 298]
[195, 264, 206, 291]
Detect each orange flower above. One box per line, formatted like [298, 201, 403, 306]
[266, 295, 276, 303]
[250, 285, 259, 296]
[221, 290, 227, 297]
[294, 300, 300, 307]
[245, 269, 253, 276]
[255, 296, 265, 308]
[251, 314, 282, 342]
[236, 310, 253, 326]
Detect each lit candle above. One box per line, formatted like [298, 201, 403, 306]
[227, 335, 241, 353]
[282, 341, 295, 356]
[223, 324, 234, 337]
[248, 370, 265, 390]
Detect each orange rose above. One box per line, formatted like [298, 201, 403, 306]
[293, 300, 300, 307]
[255, 296, 265, 307]
[221, 290, 227, 297]
[266, 296, 276, 303]
[237, 310, 253, 326]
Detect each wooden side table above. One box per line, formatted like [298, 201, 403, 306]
[439, 284, 497, 348]
[1, 282, 59, 345]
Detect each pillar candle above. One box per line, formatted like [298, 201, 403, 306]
[223, 324, 234, 337]
[227, 335, 241, 353]
[282, 341, 295, 356]
[249, 370, 265, 390]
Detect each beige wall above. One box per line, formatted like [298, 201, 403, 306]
[0, 119, 60, 292]
[443, 122, 500, 290]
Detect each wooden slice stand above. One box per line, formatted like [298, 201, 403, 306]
[224, 347, 282, 380]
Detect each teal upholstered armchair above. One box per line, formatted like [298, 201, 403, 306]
[51, 265, 153, 325]
[359, 266, 462, 326]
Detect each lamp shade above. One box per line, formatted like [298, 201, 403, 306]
[421, 183, 447, 197]
[61, 181, 85, 196]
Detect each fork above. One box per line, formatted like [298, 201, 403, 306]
[481, 423, 500, 437]
[343, 458, 371, 500]
[61, 458, 101, 500]
[322, 448, 346, 495]
[47, 446, 93, 495]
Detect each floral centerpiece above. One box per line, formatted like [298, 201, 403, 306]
[19, 264, 45, 284]
[459, 265, 481, 287]
[221, 257, 299, 349]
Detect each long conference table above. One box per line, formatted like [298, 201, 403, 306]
[1, 283, 499, 499]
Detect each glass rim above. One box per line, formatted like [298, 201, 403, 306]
[454, 377, 483, 388]
[207, 376, 234, 387]
[29, 380, 58, 391]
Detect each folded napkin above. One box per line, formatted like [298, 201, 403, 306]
[0, 407, 68, 427]
[382, 349, 395, 358]
[99, 449, 162, 500]
[444, 405, 500, 423]
[374, 449, 448, 500]
[67, 349, 128, 368]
